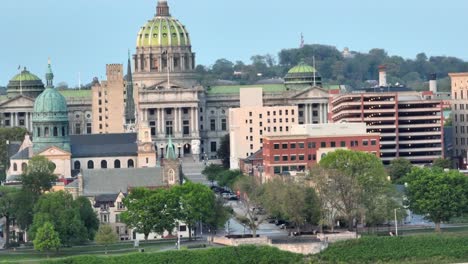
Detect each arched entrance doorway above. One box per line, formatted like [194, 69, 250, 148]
[183, 143, 191, 156]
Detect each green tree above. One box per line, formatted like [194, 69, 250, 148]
[234, 176, 266, 237]
[217, 134, 230, 169]
[75, 196, 99, 240]
[172, 182, 215, 240]
[205, 197, 232, 234]
[0, 186, 19, 248]
[95, 224, 118, 254]
[0, 127, 28, 182]
[21, 156, 57, 197]
[388, 158, 413, 183]
[433, 158, 452, 169]
[317, 149, 390, 231]
[202, 164, 225, 185]
[33, 222, 61, 258]
[262, 178, 320, 232]
[30, 191, 88, 246]
[121, 188, 155, 241]
[218, 169, 242, 188]
[405, 168, 468, 232]
[148, 188, 178, 237]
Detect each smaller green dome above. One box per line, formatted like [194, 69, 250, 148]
[287, 62, 317, 74]
[11, 69, 41, 81]
[284, 61, 322, 88]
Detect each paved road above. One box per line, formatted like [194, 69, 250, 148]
[223, 200, 287, 237]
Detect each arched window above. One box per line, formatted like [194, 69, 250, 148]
[37, 127, 41, 137]
[101, 160, 108, 169]
[87, 160, 94, 169]
[44, 127, 49, 137]
[74, 161, 81, 170]
[13, 163, 17, 172]
[21, 162, 27, 172]
[127, 159, 134, 168]
[114, 160, 121, 169]
[53, 127, 58, 137]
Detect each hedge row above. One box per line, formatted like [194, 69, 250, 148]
[316, 235, 468, 263]
[41, 245, 305, 264]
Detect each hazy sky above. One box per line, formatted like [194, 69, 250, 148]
[1, 0, 467, 86]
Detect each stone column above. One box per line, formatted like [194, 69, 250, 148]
[194, 107, 199, 133]
[145, 55, 150, 72]
[174, 108, 179, 134]
[324, 103, 328, 123]
[161, 108, 166, 137]
[25, 112, 29, 130]
[178, 108, 182, 133]
[318, 104, 323, 123]
[191, 108, 195, 133]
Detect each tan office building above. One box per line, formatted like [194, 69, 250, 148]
[92, 64, 126, 134]
[229, 88, 298, 169]
[449, 72, 468, 168]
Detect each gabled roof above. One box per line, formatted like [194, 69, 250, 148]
[11, 148, 30, 160]
[70, 133, 138, 158]
[81, 167, 164, 196]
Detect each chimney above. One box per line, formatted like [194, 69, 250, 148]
[429, 73, 437, 93]
[378, 65, 387, 87]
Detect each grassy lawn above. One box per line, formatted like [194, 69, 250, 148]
[0, 240, 178, 263]
[312, 233, 468, 264]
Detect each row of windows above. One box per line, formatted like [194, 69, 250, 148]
[454, 90, 468, 100]
[74, 159, 135, 170]
[37, 126, 68, 138]
[247, 110, 295, 119]
[273, 154, 307, 162]
[273, 139, 377, 150]
[453, 104, 468, 111]
[273, 165, 306, 174]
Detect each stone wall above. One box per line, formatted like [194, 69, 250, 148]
[274, 242, 327, 255]
[317, 231, 360, 243]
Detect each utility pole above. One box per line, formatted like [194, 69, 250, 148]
[394, 208, 398, 236]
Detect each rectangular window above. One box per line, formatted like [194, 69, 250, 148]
[299, 154, 305, 161]
[341, 141, 346, 147]
[290, 155, 297, 161]
[221, 119, 227, 131]
[363, 140, 369, 146]
[299, 143, 305, 149]
[75, 123, 81, 134]
[308, 154, 312, 160]
[210, 119, 216, 131]
[166, 121, 173, 136]
[282, 166, 289, 172]
[290, 143, 296, 149]
[183, 120, 190, 135]
[308, 142, 316, 148]
[150, 121, 156, 136]
[274, 143, 280, 150]
[331, 141, 336, 148]
[274, 166, 281, 174]
[282, 143, 288, 149]
[274, 156, 280, 162]
[210, 142, 217, 152]
[320, 142, 326, 148]
[86, 123, 92, 134]
[371, 140, 377, 146]
[282, 156, 288, 161]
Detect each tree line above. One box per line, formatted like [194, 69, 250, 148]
[196, 44, 466, 91]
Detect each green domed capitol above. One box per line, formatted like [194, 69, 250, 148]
[7, 68, 45, 98]
[133, 0, 196, 88]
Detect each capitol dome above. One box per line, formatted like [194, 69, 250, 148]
[284, 61, 322, 88]
[136, 0, 190, 48]
[7, 68, 45, 98]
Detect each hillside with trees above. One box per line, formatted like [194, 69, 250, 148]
[197, 44, 468, 91]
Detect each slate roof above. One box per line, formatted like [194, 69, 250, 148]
[7, 142, 21, 159]
[11, 148, 30, 160]
[95, 193, 120, 203]
[70, 133, 138, 158]
[81, 167, 164, 196]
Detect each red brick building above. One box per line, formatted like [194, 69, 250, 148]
[262, 123, 380, 179]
